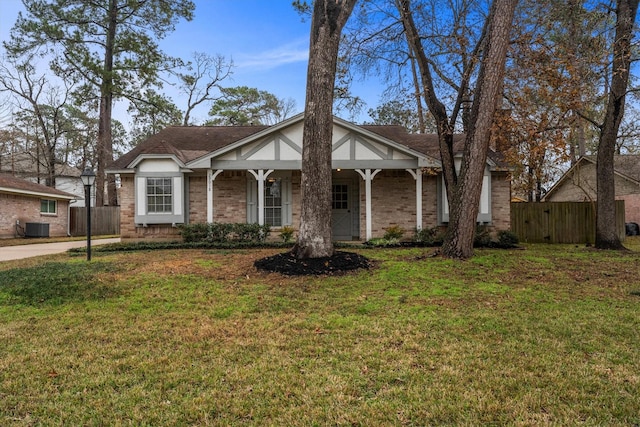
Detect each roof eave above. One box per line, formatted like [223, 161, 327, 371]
[0, 187, 77, 200]
[126, 154, 187, 169]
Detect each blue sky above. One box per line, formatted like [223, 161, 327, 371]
[0, 0, 381, 125]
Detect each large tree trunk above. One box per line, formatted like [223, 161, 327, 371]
[96, 0, 118, 207]
[595, 0, 638, 250]
[443, 0, 516, 259]
[292, 0, 357, 259]
[399, 0, 517, 259]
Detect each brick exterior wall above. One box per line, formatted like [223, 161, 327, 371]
[0, 192, 70, 238]
[358, 170, 511, 239]
[119, 175, 182, 240]
[422, 175, 439, 229]
[118, 169, 513, 241]
[360, 170, 420, 238]
[212, 171, 247, 223]
[118, 175, 137, 239]
[189, 174, 208, 224]
[491, 171, 512, 230]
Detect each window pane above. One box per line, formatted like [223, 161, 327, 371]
[332, 184, 348, 210]
[40, 199, 56, 214]
[147, 178, 173, 213]
[264, 178, 282, 226]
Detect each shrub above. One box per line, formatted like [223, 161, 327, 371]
[496, 230, 519, 248]
[232, 223, 271, 242]
[383, 225, 405, 240]
[413, 227, 444, 246]
[364, 237, 400, 247]
[209, 222, 234, 242]
[178, 222, 270, 243]
[279, 226, 295, 243]
[473, 225, 493, 248]
[177, 223, 209, 243]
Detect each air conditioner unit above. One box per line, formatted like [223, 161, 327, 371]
[25, 222, 50, 238]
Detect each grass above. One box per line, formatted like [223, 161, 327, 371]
[0, 239, 639, 425]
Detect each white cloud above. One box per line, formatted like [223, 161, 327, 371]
[235, 38, 308, 70]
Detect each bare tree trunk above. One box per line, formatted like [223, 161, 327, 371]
[96, 0, 118, 206]
[397, 0, 455, 198]
[408, 48, 426, 133]
[399, 0, 517, 259]
[442, 0, 516, 259]
[292, 0, 357, 259]
[596, 0, 638, 250]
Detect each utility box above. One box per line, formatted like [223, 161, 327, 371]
[25, 222, 50, 238]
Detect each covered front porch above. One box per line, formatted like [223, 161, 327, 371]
[202, 167, 431, 241]
[187, 115, 438, 241]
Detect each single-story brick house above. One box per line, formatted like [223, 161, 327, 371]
[0, 174, 78, 238]
[543, 155, 640, 224]
[0, 152, 86, 205]
[108, 114, 512, 241]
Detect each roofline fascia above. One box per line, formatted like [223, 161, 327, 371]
[106, 169, 134, 174]
[542, 156, 592, 201]
[126, 153, 187, 169]
[0, 187, 76, 200]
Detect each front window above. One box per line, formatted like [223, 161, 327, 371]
[264, 178, 282, 226]
[332, 184, 348, 209]
[40, 199, 57, 214]
[147, 177, 172, 213]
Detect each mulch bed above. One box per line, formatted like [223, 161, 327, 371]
[254, 251, 372, 276]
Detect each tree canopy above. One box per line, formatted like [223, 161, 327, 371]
[3, 0, 196, 205]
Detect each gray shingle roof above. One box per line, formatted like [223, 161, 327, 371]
[111, 122, 507, 169]
[0, 174, 77, 199]
[111, 125, 269, 169]
[582, 155, 640, 183]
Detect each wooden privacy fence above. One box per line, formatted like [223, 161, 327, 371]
[70, 206, 120, 236]
[511, 201, 625, 244]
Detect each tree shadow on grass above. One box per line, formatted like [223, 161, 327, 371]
[0, 262, 121, 306]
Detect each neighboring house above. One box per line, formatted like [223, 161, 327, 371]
[108, 114, 512, 241]
[0, 174, 77, 238]
[543, 155, 640, 224]
[0, 152, 88, 207]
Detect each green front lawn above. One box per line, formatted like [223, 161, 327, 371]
[1, 241, 639, 425]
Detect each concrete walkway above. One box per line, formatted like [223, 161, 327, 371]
[0, 238, 121, 262]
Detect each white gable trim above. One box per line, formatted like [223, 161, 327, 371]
[187, 114, 442, 170]
[188, 114, 307, 168]
[126, 154, 190, 171]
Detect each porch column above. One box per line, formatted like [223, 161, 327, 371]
[247, 169, 274, 225]
[406, 168, 423, 230]
[207, 169, 224, 223]
[356, 168, 382, 240]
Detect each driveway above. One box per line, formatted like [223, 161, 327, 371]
[0, 238, 121, 262]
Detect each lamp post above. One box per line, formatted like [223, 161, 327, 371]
[80, 167, 96, 261]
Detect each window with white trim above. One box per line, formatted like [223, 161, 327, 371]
[440, 169, 492, 223]
[40, 199, 57, 214]
[146, 177, 172, 213]
[247, 172, 292, 226]
[264, 178, 282, 226]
